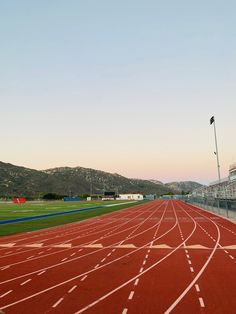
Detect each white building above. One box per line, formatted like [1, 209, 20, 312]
[118, 194, 143, 201]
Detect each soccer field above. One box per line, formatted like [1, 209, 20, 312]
[0, 200, 142, 236]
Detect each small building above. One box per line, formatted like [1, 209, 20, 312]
[102, 191, 116, 201]
[145, 194, 156, 200]
[117, 194, 143, 201]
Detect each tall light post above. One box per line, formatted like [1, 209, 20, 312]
[210, 115, 222, 214]
[210, 116, 221, 184]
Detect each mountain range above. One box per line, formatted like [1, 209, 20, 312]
[0, 161, 202, 198]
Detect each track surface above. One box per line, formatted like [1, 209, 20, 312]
[0, 200, 235, 314]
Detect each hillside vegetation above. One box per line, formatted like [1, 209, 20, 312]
[0, 161, 202, 198]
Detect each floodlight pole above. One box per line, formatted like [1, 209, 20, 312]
[212, 118, 221, 184]
[210, 116, 229, 216]
[211, 116, 222, 211]
[90, 169, 93, 196]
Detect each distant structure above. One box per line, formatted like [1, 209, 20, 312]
[117, 194, 143, 201]
[102, 191, 116, 200]
[12, 197, 26, 204]
[64, 197, 81, 202]
[229, 163, 236, 181]
[145, 194, 156, 200]
[191, 163, 236, 199]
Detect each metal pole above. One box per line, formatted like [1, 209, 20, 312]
[90, 169, 93, 196]
[210, 116, 221, 214]
[212, 118, 221, 183]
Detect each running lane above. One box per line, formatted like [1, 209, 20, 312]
[0, 200, 235, 314]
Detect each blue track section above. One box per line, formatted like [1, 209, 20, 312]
[0, 206, 106, 225]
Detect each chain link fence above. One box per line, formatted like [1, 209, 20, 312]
[185, 196, 236, 220]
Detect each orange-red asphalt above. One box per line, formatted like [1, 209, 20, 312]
[0, 200, 235, 314]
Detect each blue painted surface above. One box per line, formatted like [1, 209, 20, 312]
[0, 206, 105, 225]
[64, 197, 81, 201]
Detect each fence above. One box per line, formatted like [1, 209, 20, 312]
[185, 196, 236, 220]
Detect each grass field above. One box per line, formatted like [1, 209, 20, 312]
[0, 200, 143, 236]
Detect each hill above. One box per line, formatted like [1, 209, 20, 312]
[165, 181, 203, 194]
[0, 161, 202, 198]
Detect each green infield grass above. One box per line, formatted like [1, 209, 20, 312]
[0, 200, 145, 236]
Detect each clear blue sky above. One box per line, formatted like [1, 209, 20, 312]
[0, 1, 235, 184]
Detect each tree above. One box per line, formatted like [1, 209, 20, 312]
[42, 193, 64, 200]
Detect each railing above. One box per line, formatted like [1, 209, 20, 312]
[184, 196, 236, 219]
[209, 177, 228, 186]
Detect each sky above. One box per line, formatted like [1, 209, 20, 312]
[0, 1, 235, 184]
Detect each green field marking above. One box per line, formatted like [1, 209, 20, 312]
[0, 201, 144, 236]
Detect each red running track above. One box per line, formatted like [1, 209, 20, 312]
[0, 200, 235, 314]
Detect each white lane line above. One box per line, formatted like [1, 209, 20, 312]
[101, 258, 106, 263]
[70, 253, 76, 257]
[190, 267, 194, 272]
[1, 266, 10, 271]
[229, 255, 235, 260]
[81, 275, 87, 281]
[26, 256, 35, 260]
[68, 285, 77, 293]
[224, 250, 229, 254]
[134, 278, 139, 286]
[0, 290, 13, 298]
[52, 297, 64, 308]
[128, 291, 135, 300]
[143, 260, 146, 265]
[139, 267, 144, 273]
[148, 249, 150, 253]
[145, 254, 149, 259]
[186, 254, 190, 259]
[94, 264, 100, 269]
[185, 250, 188, 254]
[195, 284, 200, 292]
[20, 279, 32, 286]
[122, 308, 128, 314]
[188, 260, 192, 265]
[107, 253, 112, 257]
[199, 297, 205, 307]
[61, 258, 67, 262]
[37, 270, 46, 276]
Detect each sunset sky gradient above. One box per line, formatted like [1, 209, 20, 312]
[0, 1, 235, 184]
